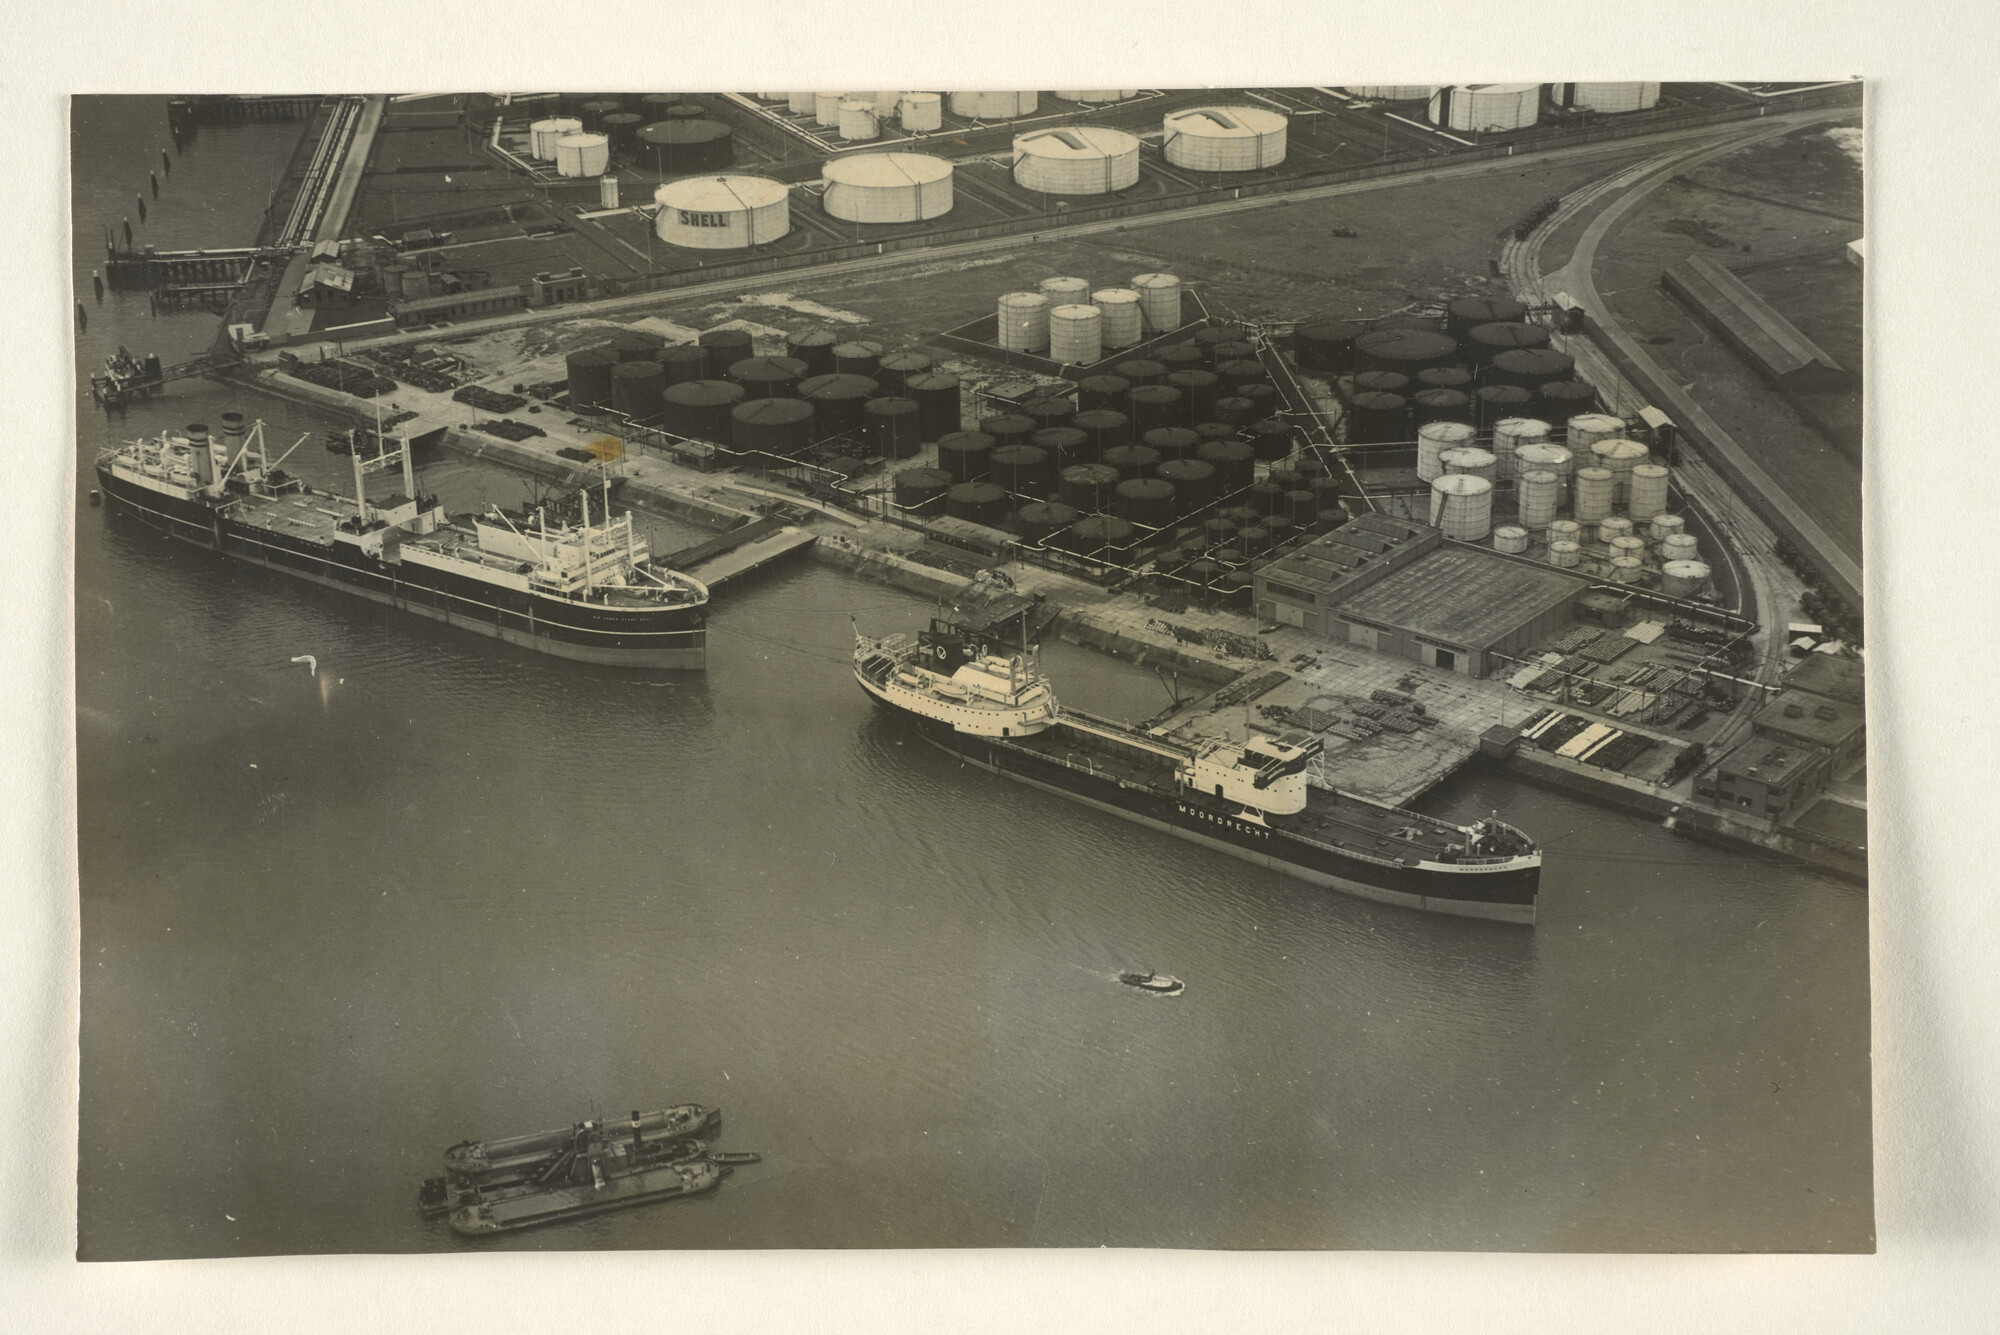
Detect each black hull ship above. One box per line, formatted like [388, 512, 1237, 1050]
[855, 615, 1541, 924]
[95, 413, 708, 669]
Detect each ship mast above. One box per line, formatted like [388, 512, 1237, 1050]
[579, 486, 594, 598]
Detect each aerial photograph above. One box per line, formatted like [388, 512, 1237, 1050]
[70, 81, 1870, 1259]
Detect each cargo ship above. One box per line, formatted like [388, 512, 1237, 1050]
[93, 413, 708, 668]
[437, 1112, 727, 1236]
[854, 614, 1542, 924]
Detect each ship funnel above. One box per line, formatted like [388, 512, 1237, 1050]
[219, 412, 248, 471]
[186, 423, 223, 489]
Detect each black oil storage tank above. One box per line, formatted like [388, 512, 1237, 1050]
[1344, 392, 1407, 445]
[989, 444, 1052, 496]
[1487, 347, 1574, 390]
[1070, 409, 1129, 458]
[1113, 357, 1166, 387]
[894, 467, 952, 514]
[863, 397, 922, 459]
[1209, 397, 1256, 428]
[1245, 417, 1298, 461]
[1018, 396, 1075, 432]
[1127, 385, 1183, 434]
[1113, 477, 1177, 527]
[946, 481, 1011, 526]
[1156, 458, 1218, 516]
[1155, 344, 1206, 374]
[1413, 387, 1472, 426]
[1030, 426, 1089, 472]
[1216, 359, 1268, 393]
[1059, 462, 1122, 512]
[979, 413, 1037, 450]
[1466, 321, 1551, 366]
[1016, 501, 1081, 544]
[729, 396, 816, 466]
[1100, 443, 1161, 481]
[1141, 426, 1200, 463]
[565, 348, 617, 410]
[608, 329, 667, 362]
[697, 327, 755, 376]
[660, 379, 746, 442]
[1196, 439, 1256, 494]
[937, 430, 994, 483]
[785, 327, 839, 375]
[905, 372, 962, 442]
[1292, 317, 1370, 374]
[874, 350, 932, 395]
[1537, 379, 1598, 423]
[1416, 365, 1474, 393]
[1476, 383, 1533, 431]
[610, 360, 666, 424]
[1064, 515, 1136, 563]
[1351, 370, 1409, 397]
[1355, 327, 1459, 376]
[832, 340, 883, 378]
[601, 111, 643, 150]
[1164, 369, 1220, 424]
[728, 355, 809, 399]
[1076, 374, 1131, 412]
[800, 373, 880, 440]
[1447, 295, 1527, 343]
[638, 119, 734, 175]
[658, 343, 708, 386]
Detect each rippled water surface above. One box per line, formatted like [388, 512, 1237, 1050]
[72, 96, 1872, 1259]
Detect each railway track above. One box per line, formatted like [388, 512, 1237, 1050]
[275, 96, 364, 250]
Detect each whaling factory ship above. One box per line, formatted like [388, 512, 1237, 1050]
[94, 413, 709, 668]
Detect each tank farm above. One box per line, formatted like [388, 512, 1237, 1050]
[110, 84, 1864, 880]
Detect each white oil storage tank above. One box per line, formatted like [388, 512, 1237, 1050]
[814, 93, 845, 127]
[1661, 559, 1711, 597]
[1549, 540, 1582, 568]
[530, 117, 582, 159]
[1344, 86, 1436, 101]
[554, 132, 610, 178]
[1590, 437, 1650, 503]
[1517, 470, 1560, 529]
[1494, 524, 1530, 555]
[1132, 273, 1183, 332]
[1093, 288, 1143, 348]
[654, 176, 791, 249]
[1013, 126, 1142, 194]
[1049, 304, 1103, 366]
[998, 291, 1050, 352]
[1662, 532, 1700, 562]
[1430, 473, 1494, 541]
[1492, 416, 1551, 478]
[1056, 90, 1138, 103]
[1554, 82, 1662, 114]
[1649, 513, 1687, 544]
[787, 92, 816, 115]
[951, 91, 1039, 119]
[837, 98, 880, 142]
[1564, 412, 1625, 451]
[899, 92, 942, 130]
[1162, 106, 1289, 171]
[1628, 463, 1670, 520]
[1418, 421, 1477, 482]
[1428, 84, 1542, 132]
[1039, 275, 1091, 305]
[1572, 466, 1614, 523]
[823, 153, 954, 222]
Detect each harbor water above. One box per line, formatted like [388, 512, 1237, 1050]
[72, 96, 1873, 1258]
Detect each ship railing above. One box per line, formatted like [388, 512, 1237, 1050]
[1058, 706, 1187, 760]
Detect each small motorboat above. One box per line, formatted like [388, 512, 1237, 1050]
[1118, 970, 1184, 996]
[704, 1150, 761, 1166]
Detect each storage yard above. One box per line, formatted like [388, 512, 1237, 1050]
[141, 81, 1864, 874]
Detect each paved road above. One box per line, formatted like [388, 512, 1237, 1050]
[1513, 113, 1863, 607]
[303, 113, 1836, 360]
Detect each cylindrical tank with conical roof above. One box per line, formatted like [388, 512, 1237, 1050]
[1114, 357, 1166, 387]
[1491, 416, 1550, 478]
[1417, 421, 1477, 482]
[1162, 106, 1288, 170]
[785, 92, 816, 115]
[1127, 385, 1184, 434]
[1465, 321, 1550, 365]
[1014, 126, 1141, 194]
[1488, 347, 1574, 391]
[989, 444, 1052, 496]
[1071, 409, 1129, 457]
[1478, 385, 1534, 435]
[1430, 474, 1494, 541]
[1446, 296, 1528, 343]
[1209, 397, 1256, 427]
[837, 99, 879, 142]
[937, 430, 994, 483]
[1159, 370, 1215, 424]
[1246, 417, 1297, 461]
[1060, 463, 1121, 512]
[578, 99, 620, 130]
[814, 93, 845, 127]
[601, 112, 643, 150]
[1515, 441, 1574, 502]
[1143, 426, 1200, 462]
[530, 117, 583, 158]
[1649, 513, 1687, 544]
[1517, 470, 1561, 529]
[1049, 304, 1103, 365]
[1217, 359, 1269, 394]
[1113, 477, 1177, 527]
[565, 348, 616, 409]
[997, 291, 1049, 352]
[898, 92, 943, 130]
[1590, 438, 1651, 503]
[824, 152, 955, 221]
[554, 133, 611, 178]
[1661, 559, 1711, 597]
[980, 413, 1035, 451]
[1565, 412, 1625, 452]
[831, 340, 882, 379]
[1092, 289, 1143, 348]
[1600, 517, 1636, 545]
[1662, 532, 1700, 563]
[1416, 365, 1473, 394]
[1442, 447, 1497, 480]
[1356, 327, 1459, 376]
[606, 329, 666, 362]
[611, 360, 666, 423]
[1428, 84, 1541, 132]
[1553, 82, 1663, 113]
[1157, 459, 1218, 516]
[800, 374, 879, 440]
[1352, 370, 1409, 397]
[1017, 397, 1073, 432]
[696, 327, 754, 375]
[1493, 524, 1530, 555]
[661, 379, 746, 442]
[1132, 273, 1183, 333]
[1077, 375, 1131, 412]
[1344, 86, 1437, 100]
[1101, 443, 1160, 481]
[906, 372, 961, 441]
[728, 355, 808, 399]
[1608, 556, 1643, 584]
[1016, 501, 1081, 543]
[1549, 540, 1582, 568]
[1039, 275, 1090, 305]
[1573, 466, 1615, 523]
[1293, 317, 1369, 374]
[1549, 518, 1582, 545]
[1345, 392, 1407, 445]
[654, 176, 789, 249]
[656, 343, 708, 386]
[863, 397, 922, 459]
[1538, 380, 1597, 424]
[730, 397, 817, 465]
[784, 327, 838, 375]
[950, 91, 1039, 119]
[1154, 343, 1206, 374]
[1031, 427, 1090, 472]
[873, 350, 932, 395]
[894, 467, 952, 514]
[1610, 535, 1648, 566]
[947, 481, 1011, 526]
[1413, 387, 1472, 427]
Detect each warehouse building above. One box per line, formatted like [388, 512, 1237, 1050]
[1697, 655, 1866, 818]
[1253, 514, 1589, 677]
[1698, 738, 1831, 819]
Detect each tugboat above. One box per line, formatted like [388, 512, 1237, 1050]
[94, 414, 708, 669]
[1118, 970, 1185, 996]
[855, 610, 1542, 924]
